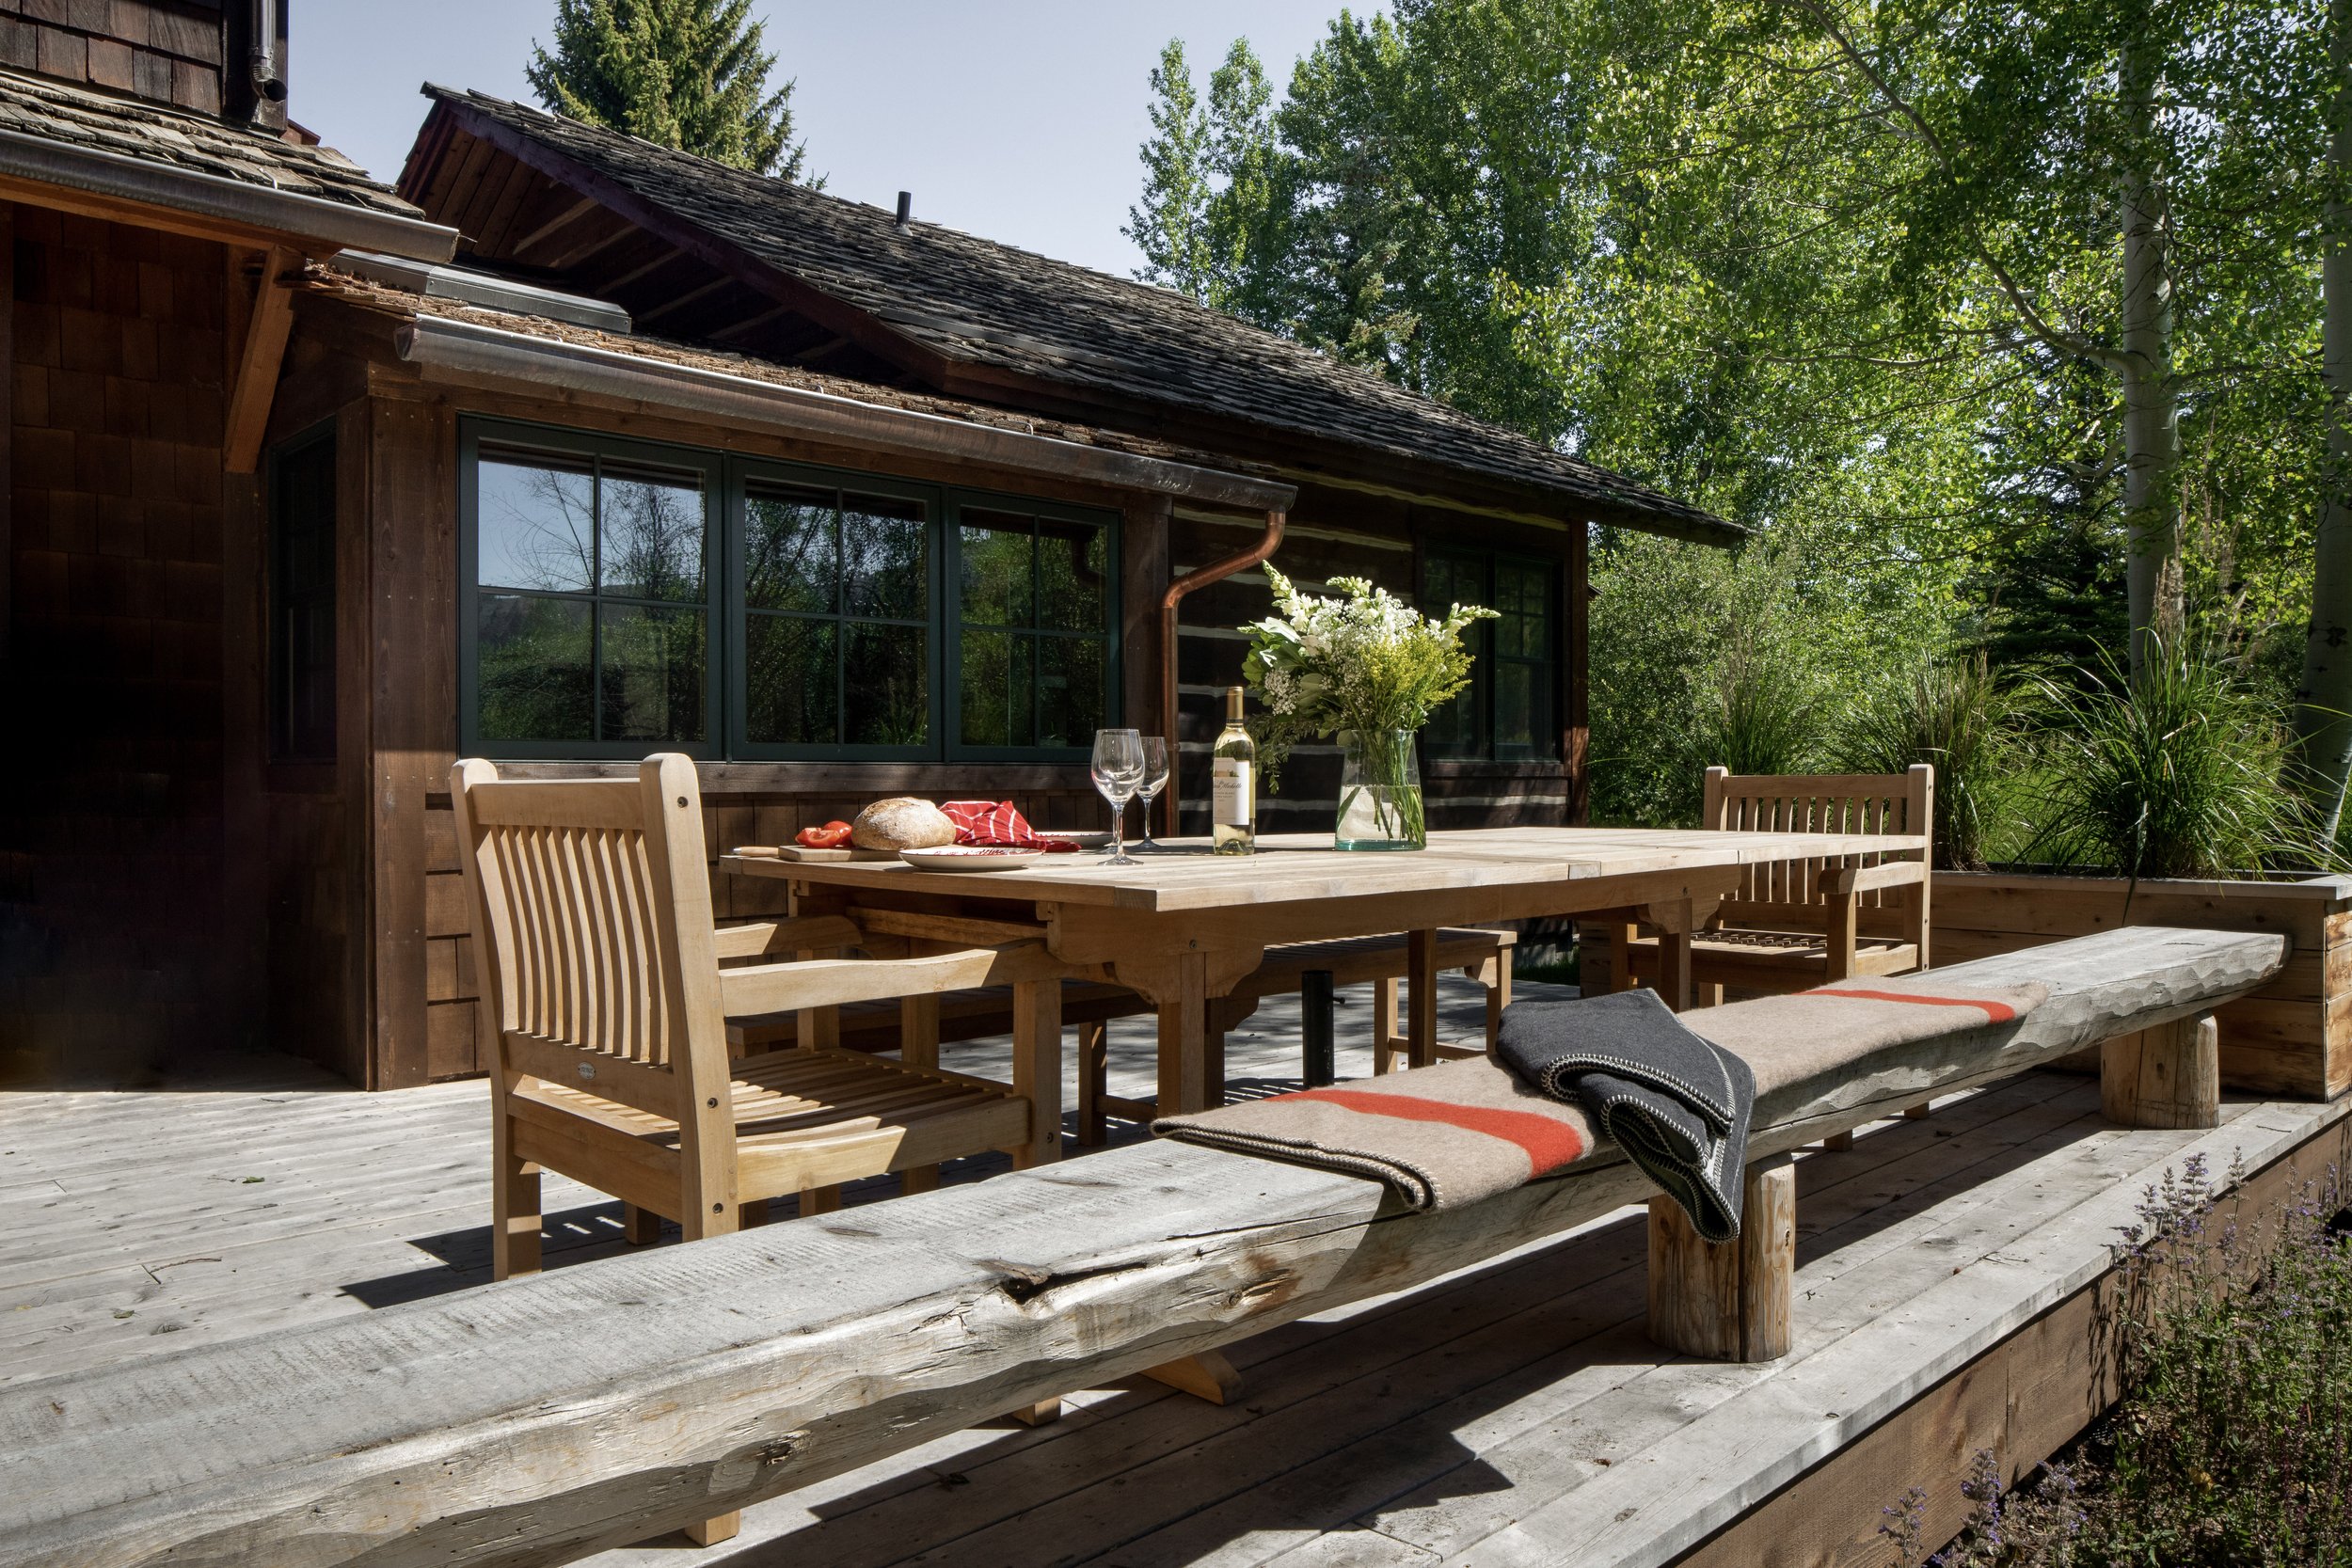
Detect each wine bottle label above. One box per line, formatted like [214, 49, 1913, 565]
[1213, 757, 1253, 827]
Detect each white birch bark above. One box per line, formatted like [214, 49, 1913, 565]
[2118, 27, 2185, 678]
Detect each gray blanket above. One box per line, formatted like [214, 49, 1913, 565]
[1496, 989, 1755, 1243]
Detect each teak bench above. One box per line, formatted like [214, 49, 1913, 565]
[0, 927, 2280, 1568]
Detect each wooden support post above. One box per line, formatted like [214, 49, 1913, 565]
[900, 992, 944, 1191]
[1481, 949, 1512, 1050]
[1407, 927, 1438, 1069]
[1156, 950, 1213, 1114]
[1903, 1101, 1934, 1121]
[620, 1204, 660, 1245]
[1075, 1019, 1110, 1148]
[1373, 976, 1401, 1074]
[2101, 1012, 2221, 1130]
[224, 245, 297, 474]
[1646, 1155, 1795, 1362]
[1821, 1130, 1855, 1152]
[1656, 927, 1693, 1014]
[1012, 979, 1064, 1167]
[1301, 969, 1336, 1086]
[1606, 919, 1640, 993]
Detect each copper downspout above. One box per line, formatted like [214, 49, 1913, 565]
[1159, 507, 1287, 835]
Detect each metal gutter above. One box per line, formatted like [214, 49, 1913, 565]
[337, 249, 631, 333]
[0, 127, 457, 261]
[395, 313, 1299, 514]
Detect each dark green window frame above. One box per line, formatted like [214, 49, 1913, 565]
[458, 418, 1120, 763]
[1422, 547, 1560, 763]
[459, 422, 724, 761]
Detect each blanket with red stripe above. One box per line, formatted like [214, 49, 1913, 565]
[1152, 971, 2046, 1213]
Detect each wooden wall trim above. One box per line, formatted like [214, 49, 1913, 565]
[336, 398, 373, 1086]
[0, 202, 11, 666]
[1567, 517, 1590, 823]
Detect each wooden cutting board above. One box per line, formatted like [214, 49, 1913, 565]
[731, 845, 902, 863]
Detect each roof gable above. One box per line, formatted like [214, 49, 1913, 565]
[404, 87, 1738, 545]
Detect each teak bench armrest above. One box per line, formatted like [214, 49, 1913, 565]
[1818, 860, 1927, 898]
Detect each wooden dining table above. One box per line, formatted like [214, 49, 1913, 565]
[722, 824, 1927, 1132]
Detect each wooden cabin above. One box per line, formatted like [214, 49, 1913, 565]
[0, 22, 1740, 1092]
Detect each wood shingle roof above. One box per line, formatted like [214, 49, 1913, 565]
[412, 87, 1740, 545]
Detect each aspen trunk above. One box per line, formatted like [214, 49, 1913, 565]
[2118, 30, 2184, 679]
[2294, 0, 2352, 840]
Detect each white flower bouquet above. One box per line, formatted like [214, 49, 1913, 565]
[1241, 566, 1494, 847]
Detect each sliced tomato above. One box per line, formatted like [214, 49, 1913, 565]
[795, 820, 854, 849]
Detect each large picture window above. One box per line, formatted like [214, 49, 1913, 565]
[1422, 548, 1558, 762]
[460, 420, 1117, 761]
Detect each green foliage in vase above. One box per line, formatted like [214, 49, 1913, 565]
[1239, 564, 1492, 786]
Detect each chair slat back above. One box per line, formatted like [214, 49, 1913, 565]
[451, 755, 729, 1118]
[1704, 766, 1932, 927]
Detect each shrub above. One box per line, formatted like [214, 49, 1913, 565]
[2021, 639, 2299, 879]
[1842, 655, 2019, 869]
[1884, 1156, 2352, 1567]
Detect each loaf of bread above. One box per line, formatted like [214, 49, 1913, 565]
[851, 797, 958, 851]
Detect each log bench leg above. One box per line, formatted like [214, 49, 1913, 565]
[1143, 1347, 1245, 1404]
[1646, 1154, 1795, 1361]
[1301, 969, 1336, 1087]
[1075, 1019, 1110, 1147]
[1373, 977, 1401, 1075]
[2102, 1012, 2221, 1129]
[621, 1202, 661, 1245]
[685, 1512, 740, 1546]
[1820, 1130, 1854, 1152]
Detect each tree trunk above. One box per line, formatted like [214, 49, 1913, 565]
[2294, 0, 2352, 841]
[2118, 28, 2184, 679]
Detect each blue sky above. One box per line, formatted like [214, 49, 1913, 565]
[295, 0, 1374, 279]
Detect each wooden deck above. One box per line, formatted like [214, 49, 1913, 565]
[6, 976, 2344, 1568]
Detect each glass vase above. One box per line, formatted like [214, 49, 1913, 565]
[1335, 729, 1426, 850]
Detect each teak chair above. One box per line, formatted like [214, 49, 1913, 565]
[1598, 765, 1934, 1002]
[453, 754, 1057, 1544]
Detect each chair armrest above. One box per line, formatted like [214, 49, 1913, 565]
[711, 915, 864, 960]
[718, 942, 1089, 1017]
[1820, 860, 1929, 897]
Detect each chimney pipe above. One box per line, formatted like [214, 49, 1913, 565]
[895, 191, 912, 233]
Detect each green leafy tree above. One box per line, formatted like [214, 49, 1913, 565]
[527, 0, 815, 181]
[1126, 39, 1296, 324]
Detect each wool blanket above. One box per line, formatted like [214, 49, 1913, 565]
[1497, 989, 1755, 1243]
[1152, 972, 2048, 1216]
[1153, 1060, 1595, 1212]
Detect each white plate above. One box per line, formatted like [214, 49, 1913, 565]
[1045, 830, 1112, 848]
[898, 845, 1045, 872]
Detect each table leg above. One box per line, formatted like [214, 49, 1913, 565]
[1012, 979, 1063, 1167]
[1156, 949, 1214, 1113]
[1657, 926, 1693, 1013]
[1407, 927, 1438, 1069]
[900, 992, 943, 1193]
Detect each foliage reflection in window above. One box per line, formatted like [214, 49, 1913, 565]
[959, 509, 1108, 750]
[743, 482, 930, 751]
[473, 442, 709, 745]
[1422, 549, 1556, 762]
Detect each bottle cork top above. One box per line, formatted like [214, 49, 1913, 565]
[1226, 686, 1245, 721]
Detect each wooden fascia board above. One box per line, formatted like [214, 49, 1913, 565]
[934, 358, 1743, 548]
[224, 246, 300, 474]
[431, 103, 954, 388]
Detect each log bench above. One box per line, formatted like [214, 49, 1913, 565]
[0, 927, 2280, 1568]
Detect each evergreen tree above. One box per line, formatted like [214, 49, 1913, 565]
[526, 0, 815, 182]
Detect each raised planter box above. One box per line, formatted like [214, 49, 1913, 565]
[1933, 870, 2352, 1099]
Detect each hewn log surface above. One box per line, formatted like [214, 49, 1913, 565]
[0, 927, 2286, 1568]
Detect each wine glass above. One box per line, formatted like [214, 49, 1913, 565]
[1089, 728, 1145, 866]
[1133, 736, 1170, 850]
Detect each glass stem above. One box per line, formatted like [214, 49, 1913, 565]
[1112, 799, 1126, 860]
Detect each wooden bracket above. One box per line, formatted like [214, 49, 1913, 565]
[1647, 1154, 1796, 1362]
[2101, 1012, 2220, 1130]
[225, 245, 299, 475]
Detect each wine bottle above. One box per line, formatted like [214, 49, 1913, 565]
[1212, 686, 1256, 855]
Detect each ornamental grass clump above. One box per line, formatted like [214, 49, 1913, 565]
[1844, 655, 2021, 870]
[2023, 639, 2299, 879]
[1241, 565, 1493, 842]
